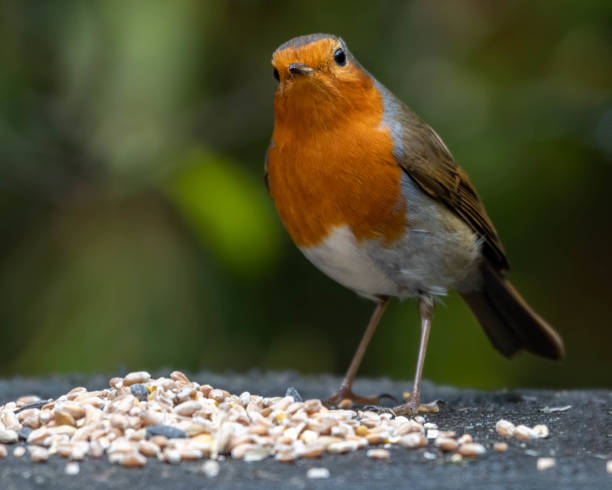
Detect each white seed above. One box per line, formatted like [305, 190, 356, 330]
[175, 387, 195, 403]
[170, 371, 190, 384]
[457, 434, 472, 445]
[202, 460, 220, 477]
[367, 448, 390, 460]
[142, 410, 164, 427]
[175, 400, 202, 417]
[62, 402, 86, 420]
[54, 409, 75, 427]
[532, 424, 549, 438]
[514, 425, 535, 441]
[18, 409, 40, 429]
[70, 442, 89, 460]
[306, 467, 330, 479]
[366, 431, 389, 445]
[209, 389, 228, 403]
[17, 395, 40, 405]
[27, 427, 49, 445]
[272, 397, 293, 412]
[434, 437, 458, 452]
[14, 446, 26, 458]
[304, 399, 322, 413]
[300, 429, 318, 444]
[299, 443, 324, 459]
[121, 451, 147, 467]
[537, 457, 556, 471]
[178, 447, 203, 461]
[52, 425, 76, 437]
[243, 445, 272, 462]
[284, 423, 305, 441]
[29, 446, 49, 463]
[0, 444, 6, 458]
[123, 371, 151, 386]
[137, 441, 159, 457]
[65, 462, 80, 475]
[399, 433, 426, 449]
[395, 420, 424, 435]
[109, 438, 133, 454]
[287, 402, 304, 415]
[495, 419, 516, 438]
[110, 413, 128, 430]
[212, 422, 234, 458]
[275, 450, 296, 462]
[239, 392, 251, 406]
[165, 448, 181, 464]
[426, 429, 440, 439]
[327, 440, 358, 453]
[494, 442, 508, 452]
[606, 460, 612, 474]
[0, 428, 18, 444]
[1, 411, 21, 431]
[111, 395, 135, 413]
[108, 451, 123, 464]
[72, 426, 93, 442]
[89, 441, 104, 458]
[39, 410, 52, 425]
[458, 443, 486, 458]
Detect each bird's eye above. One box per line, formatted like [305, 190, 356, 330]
[273, 68, 280, 81]
[334, 48, 346, 66]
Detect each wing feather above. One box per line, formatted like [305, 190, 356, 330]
[395, 106, 509, 270]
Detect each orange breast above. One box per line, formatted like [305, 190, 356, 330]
[268, 87, 406, 248]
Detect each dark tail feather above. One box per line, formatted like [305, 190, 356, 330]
[461, 263, 564, 360]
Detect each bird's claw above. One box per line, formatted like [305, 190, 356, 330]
[361, 405, 397, 416]
[324, 389, 386, 409]
[392, 400, 440, 415]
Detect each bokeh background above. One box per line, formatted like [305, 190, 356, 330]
[1, 0, 610, 389]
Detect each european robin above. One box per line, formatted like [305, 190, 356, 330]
[265, 34, 564, 414]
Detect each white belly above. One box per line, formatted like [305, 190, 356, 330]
[298, 176, 483, 300]
[300, 225, 397, 299]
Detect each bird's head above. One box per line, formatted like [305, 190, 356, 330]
[271, 34, 376, 130]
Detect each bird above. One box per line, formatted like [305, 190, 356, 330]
[265, 33, 564, 414]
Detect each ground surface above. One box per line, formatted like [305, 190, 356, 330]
[0, 371, 610, 490]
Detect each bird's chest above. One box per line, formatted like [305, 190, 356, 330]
[267, 126, 406, 249]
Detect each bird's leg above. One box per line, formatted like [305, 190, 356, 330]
[325, 297, 389, 407]
[393, 296, 439, 415]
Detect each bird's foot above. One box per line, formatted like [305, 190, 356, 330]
[324, 389, 396, 409]
[391, 400, 440, 416]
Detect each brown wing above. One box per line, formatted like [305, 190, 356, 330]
[397, 109, 509, 271]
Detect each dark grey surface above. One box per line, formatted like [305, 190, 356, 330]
[0, 371, 610, 490]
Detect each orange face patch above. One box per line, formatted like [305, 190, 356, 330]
[272, 38, 338, 79]
[268, 43, 406, 247]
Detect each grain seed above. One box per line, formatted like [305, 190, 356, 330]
[306, 467, 330, 479]
[537, 457, 556, 471]
[367, 448, 391, 460]
[495, 419, 515, 438]
[494, 442, 508, 453]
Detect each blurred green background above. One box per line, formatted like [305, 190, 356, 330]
[1, 0, 610, 389]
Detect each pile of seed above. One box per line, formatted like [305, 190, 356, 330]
[0, 371, 494, 467]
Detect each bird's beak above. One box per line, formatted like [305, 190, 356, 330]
[288, 63, 315, 76]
